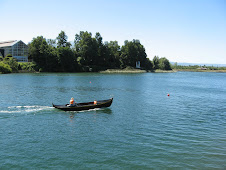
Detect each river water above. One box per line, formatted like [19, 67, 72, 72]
[0, 72, 225, 169]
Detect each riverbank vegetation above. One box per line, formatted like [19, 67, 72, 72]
[0, 30, 172, 73]
[3, 30, 225, 74]
[171, 63, 226, 72]
[0, 55, 18, 73]
[0, 55, 37, 74]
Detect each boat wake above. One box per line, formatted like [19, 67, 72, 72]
[73, 108, 102, 113]
[0, 105, 53, 114]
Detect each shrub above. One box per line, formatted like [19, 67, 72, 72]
[3, 57, 18, 72]
[19, 62, 37, 71]
[0, 62, 12, 73]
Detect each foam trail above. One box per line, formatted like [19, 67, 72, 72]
[0, 106, 53, 114]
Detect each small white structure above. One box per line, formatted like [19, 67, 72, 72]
[136, 61, 141, 68]
[0, 40, 28, 62]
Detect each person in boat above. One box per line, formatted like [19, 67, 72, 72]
[69, 97, 76, 107]
[94, 100, 97, 105]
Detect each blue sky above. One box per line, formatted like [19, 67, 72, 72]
[1, 0, 225, 64]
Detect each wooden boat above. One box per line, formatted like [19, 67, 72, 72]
[52, 98, 113, 111]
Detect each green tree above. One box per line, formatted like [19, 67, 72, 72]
[105, 41, 121, 68]
[47, 39, 57, 47]
[29, 36, 58, 71]
[95, 32, 106, 66]
[145, 58, 153, 70]
[74, 31, 98, 66]
[29, 36, 47, 68]
[57, 46, 78, 72]
[120, 39, 149, 69]
[153, 56, 160, 69]
[57, 31, 71, 48]
[45, 47, 58, 71]
[159, 57, 172, 70]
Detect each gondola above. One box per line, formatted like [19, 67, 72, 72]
[52, 98, 113, 111]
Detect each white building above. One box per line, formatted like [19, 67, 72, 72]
[136, 61, 141, 68]
[0, 40, 28, 62]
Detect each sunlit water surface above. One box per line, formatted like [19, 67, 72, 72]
[0, 72, 225, 169]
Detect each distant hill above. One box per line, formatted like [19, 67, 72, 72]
[170, 62, 226, 67]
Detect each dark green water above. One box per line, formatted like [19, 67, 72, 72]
[0, 72, 226, 169]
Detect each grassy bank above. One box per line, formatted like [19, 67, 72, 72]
[100, 68, 177, 73]
[173, 69, 226, 72]
[100, 68, 147, 73]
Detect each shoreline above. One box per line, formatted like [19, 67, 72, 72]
[100, 69, 226, 73]
[99, 69, 147, 73]
[173, 69, 226, 73]
[1, 69, 226, 74]
[99, 69, 176, 73]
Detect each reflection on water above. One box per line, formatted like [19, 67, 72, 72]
[69, 108, 113, 119]
[96, 108, 112, 114]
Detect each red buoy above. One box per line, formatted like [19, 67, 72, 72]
[167, 93, 170, 96]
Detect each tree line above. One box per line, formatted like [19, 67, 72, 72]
[0, 30, 172, 73]
[28, 31, 171, 72]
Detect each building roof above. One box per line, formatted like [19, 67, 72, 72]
[0, 40, 19, 48]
